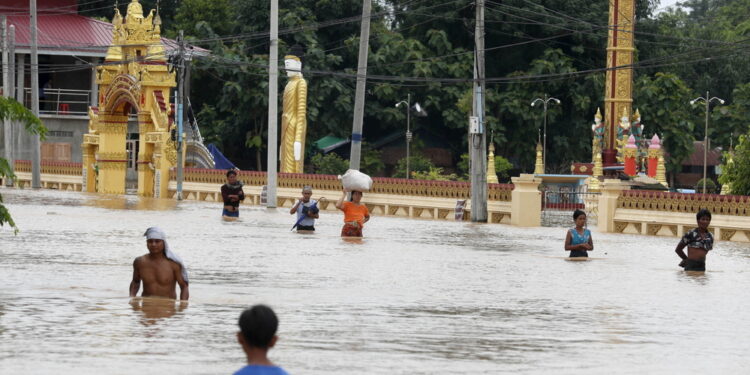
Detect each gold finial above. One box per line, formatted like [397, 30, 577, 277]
[534, 143, 544, 175]
[489, 142, 495, 154]
[633, 108, 640, 122]
[127, 0, 144, 19]
[595, 107, 602, 122]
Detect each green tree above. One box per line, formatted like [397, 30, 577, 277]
[393, 154, 434, 178]
[310, 153, 348, 175]
[719, 133, 750, 195]
[633, 73, 696, 182]
[0, 97, 46, 232]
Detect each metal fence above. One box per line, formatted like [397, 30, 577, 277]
[25, 88, 92, 116]
[541, 185, 600, 227]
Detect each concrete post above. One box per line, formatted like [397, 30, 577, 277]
[510, 173, 542, 227]
[598, 179, 629, 232]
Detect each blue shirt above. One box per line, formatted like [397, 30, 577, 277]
[233, 365, 289, 375]
[569, 228, 591, 245]
[296, 199, 317, 227]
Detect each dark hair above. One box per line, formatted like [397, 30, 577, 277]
[226, 169, 237, 177]
[573, 209, 586, 220]
[239, 305, 278, 348]
[350, 190, 362, 202]
[696, 209, 712, 221]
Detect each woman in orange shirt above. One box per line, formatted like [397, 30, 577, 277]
[335, 189, 370, 237]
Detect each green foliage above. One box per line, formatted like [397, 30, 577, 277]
[719, 134, 750, 195]
[412, 167, 459, 181]
[694, 178, 718, 194]
[148, 0, 750, 179]
[633, 73, 695, 176]
[393, 154, 434, 178]
[360, 146, 385, 177]
[457, 153, 512, 181]
[494, 155, 513, 181]
[310, 153, 348, 175]
[0, 97, 46, 233]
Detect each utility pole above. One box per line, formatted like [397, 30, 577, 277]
[266, 0, 279, 207]
[348, 0, 373, 170]
[175, 30, 185, 200]
[2, 16, 11, 187]
[470, 0, 487, 222]
[5, 24, 15, 187]
[30, 0, 41, 188]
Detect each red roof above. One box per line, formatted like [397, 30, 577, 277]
[6, 14, 114, 55]
[682, 141, 722, 166]
[1, 10, 205, 57]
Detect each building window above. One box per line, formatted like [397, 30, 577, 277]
[48, 130, 74, 138]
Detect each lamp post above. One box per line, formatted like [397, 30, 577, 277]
[531, 95, 560, 174]
[690, 91, 724, 194]
[396, 94, 425, 179]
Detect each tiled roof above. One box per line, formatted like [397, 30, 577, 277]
[3, 12, 205, 57]
[682, 141, 722, 166]
[6, 13, 113, 55]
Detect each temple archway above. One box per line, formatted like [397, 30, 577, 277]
[82, 0, 178, 197]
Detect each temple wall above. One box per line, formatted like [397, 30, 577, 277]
[598, 180, 750, 242]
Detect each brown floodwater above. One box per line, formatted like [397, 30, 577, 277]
[1, 187, 749, 374]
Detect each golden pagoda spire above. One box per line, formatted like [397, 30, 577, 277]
[487, 142, 499, 184]
[533, 143, 544, 175]
[603, 0, 635, 164]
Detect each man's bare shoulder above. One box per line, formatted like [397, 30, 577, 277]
[133, 254, 152, 266]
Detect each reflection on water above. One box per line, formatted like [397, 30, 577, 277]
[1, 187, 750, 374]
[130, 297, 188, 326]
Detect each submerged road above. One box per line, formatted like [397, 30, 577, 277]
[1, 188, 749, 374]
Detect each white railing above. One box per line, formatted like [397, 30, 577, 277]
[25, 88, 92, 116]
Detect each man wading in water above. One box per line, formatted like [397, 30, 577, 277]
[130, 227, 189, 300]
[675, 209, 714, 271]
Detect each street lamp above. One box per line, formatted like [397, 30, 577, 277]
[396, 94, 426, 179]
[690, 91, 724, 194]
[531, 95, 561, 174]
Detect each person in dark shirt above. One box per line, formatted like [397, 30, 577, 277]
[233, 305, 289, 375]
[222, 169, 245, 219]
[675, 209, 714, 271]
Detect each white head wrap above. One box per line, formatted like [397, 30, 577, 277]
[144, 227, 189, 284]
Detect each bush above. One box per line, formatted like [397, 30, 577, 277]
[412, 166, 459, 181]
[694, 178, 717, 194]
[310, 153, 349, 175]
[457, 153, 513, 182]
[393, 154, 434, 178]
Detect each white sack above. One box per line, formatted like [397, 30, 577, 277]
[338, 169, 373, 192]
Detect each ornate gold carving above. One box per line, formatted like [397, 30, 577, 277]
[647, 224, 662, 236]
[164, 139, 178, 166]
[721, 229, 736, 241]
[614, 221, 628, 233]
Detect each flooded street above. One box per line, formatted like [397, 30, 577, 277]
[1, 187, 749, 374]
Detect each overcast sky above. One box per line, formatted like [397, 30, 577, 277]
[656, 0, 682, 12]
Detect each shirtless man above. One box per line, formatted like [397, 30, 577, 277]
[130, 227, 189, 300]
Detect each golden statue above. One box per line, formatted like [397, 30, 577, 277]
[280, 45, 309, 173]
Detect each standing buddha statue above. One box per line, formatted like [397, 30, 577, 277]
[280, 45, 309, 173]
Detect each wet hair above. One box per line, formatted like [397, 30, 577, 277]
[226, 169, 237, 177]
[573, 209, 586, 220]
[239, 305, 278, 349]
[696, 209, 712, 221]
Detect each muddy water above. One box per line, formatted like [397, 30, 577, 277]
[1, 188, 749, 374]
